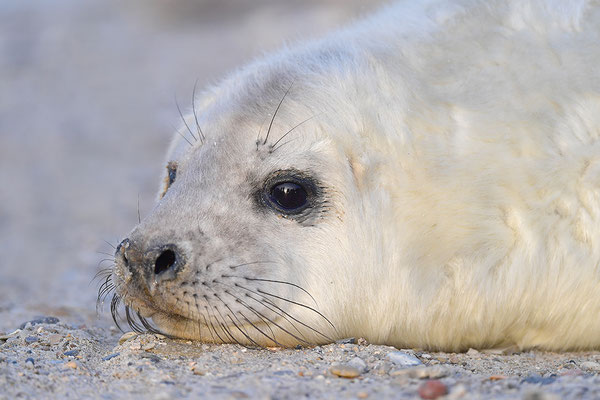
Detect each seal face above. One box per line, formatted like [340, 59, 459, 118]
[106, 0, 600, 351]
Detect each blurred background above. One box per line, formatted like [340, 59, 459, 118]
[0, 0, 384, 333]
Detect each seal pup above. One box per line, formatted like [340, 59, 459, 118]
[105, 0, 600, 351]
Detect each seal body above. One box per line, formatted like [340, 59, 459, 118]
[111, 0, 600, 351]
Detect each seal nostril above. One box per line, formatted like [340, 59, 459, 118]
[116, 238, 130, 265]
[155, 249, 176, 275]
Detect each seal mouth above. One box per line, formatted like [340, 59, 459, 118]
[104, 266, 334, 347]
[112, 289, 296, 346]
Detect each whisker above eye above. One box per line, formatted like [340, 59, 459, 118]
[262, 81, 294, 146]
[271, 112, 325, 151]
[192, 79, 206, 143]
[174, 94, 198, 143]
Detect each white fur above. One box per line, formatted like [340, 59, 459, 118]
[127, 0, 600, 351]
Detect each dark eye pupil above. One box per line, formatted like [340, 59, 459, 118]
[270, 182, 307, 210]
[168, 168, 177, 186]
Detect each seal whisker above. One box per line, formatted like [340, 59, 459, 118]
[244, 297, 307, 342]
[223, 280, 309, 339]
[92, 267, 113, 282]
[200, 314, 216, 343]
[96, 273, 116, 311]
[191, 79, 206, 143]
[96, 276, 111, 294]
[229, 282, 318, 344]
[103, 240, 116, 250]
[137, 194, 141, 224]
[238, 295, 312, 345]
[238, 310, 283, 348]
[225, 275, 317, 306]
[239, 307, 278, 345]
[97, 258, 116, 268]
[256, 288, 337, 333]
[204, 305, 229, 344]
[271, 112, 324, 151]
[224, 290, 285, 347]
[99, 286, 116, 308]
[125, 306, 145, 333]
[268, 137, 299, 153]
[212, 307, 243, 346]
[215, 279, 293, 334]
[175, 94, 198, 142]
[262, 81, 294, 145]
[137, 312, 164, 336]
[219, 286, 281, 345]
[175, 128, 194, 147]
[216, 295, 265, 348]
[255, 113, 271, 149]
[97, 277, 114, 302]
[228, 261, 277, 270]
[110, 294, 124, 332]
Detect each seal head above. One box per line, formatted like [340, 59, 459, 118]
[108, 0, 600, 351]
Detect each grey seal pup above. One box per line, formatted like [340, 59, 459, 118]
[103, 0, 600, 351]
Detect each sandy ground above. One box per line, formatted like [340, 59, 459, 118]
[2, 1, 600, 399]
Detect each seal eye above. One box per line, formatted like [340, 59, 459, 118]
[167, 161, 177, 186]
[269, 182, 308, 211]
[160, 161, 178, 198]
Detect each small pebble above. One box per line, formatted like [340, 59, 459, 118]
[466, 348, 479, 356]
[64, 350, 79, 357]
[119, 331, 138, 345]
[357, 392, 369, 399]
[580, 361, 600, 372]
[48, 334, 62, 346]
[522, 389, 560, 400]
[418, 380, 448, 399]
[330, 364, 361, 379]
[447, 384, 467, 400]
[19, 317, 59, 330]
[142, 342, 156, 351]
[347, 357, 368, 373]
[102, 353, 120, 361]
[140, 353, 161, 363]
[65, 361, 78, 369]
[25, 336, 38, 343]
[387, 351, 423, 367]
[559, 369, 583, 377]
[521, 374, 557, 385]
[481, 345, 519, 355]
[129, 342, 142, 350]
[392, 366, 449, 379]
[335, 337, 356, 344]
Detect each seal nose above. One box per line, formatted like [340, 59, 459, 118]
[115, 238, 183, 283]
